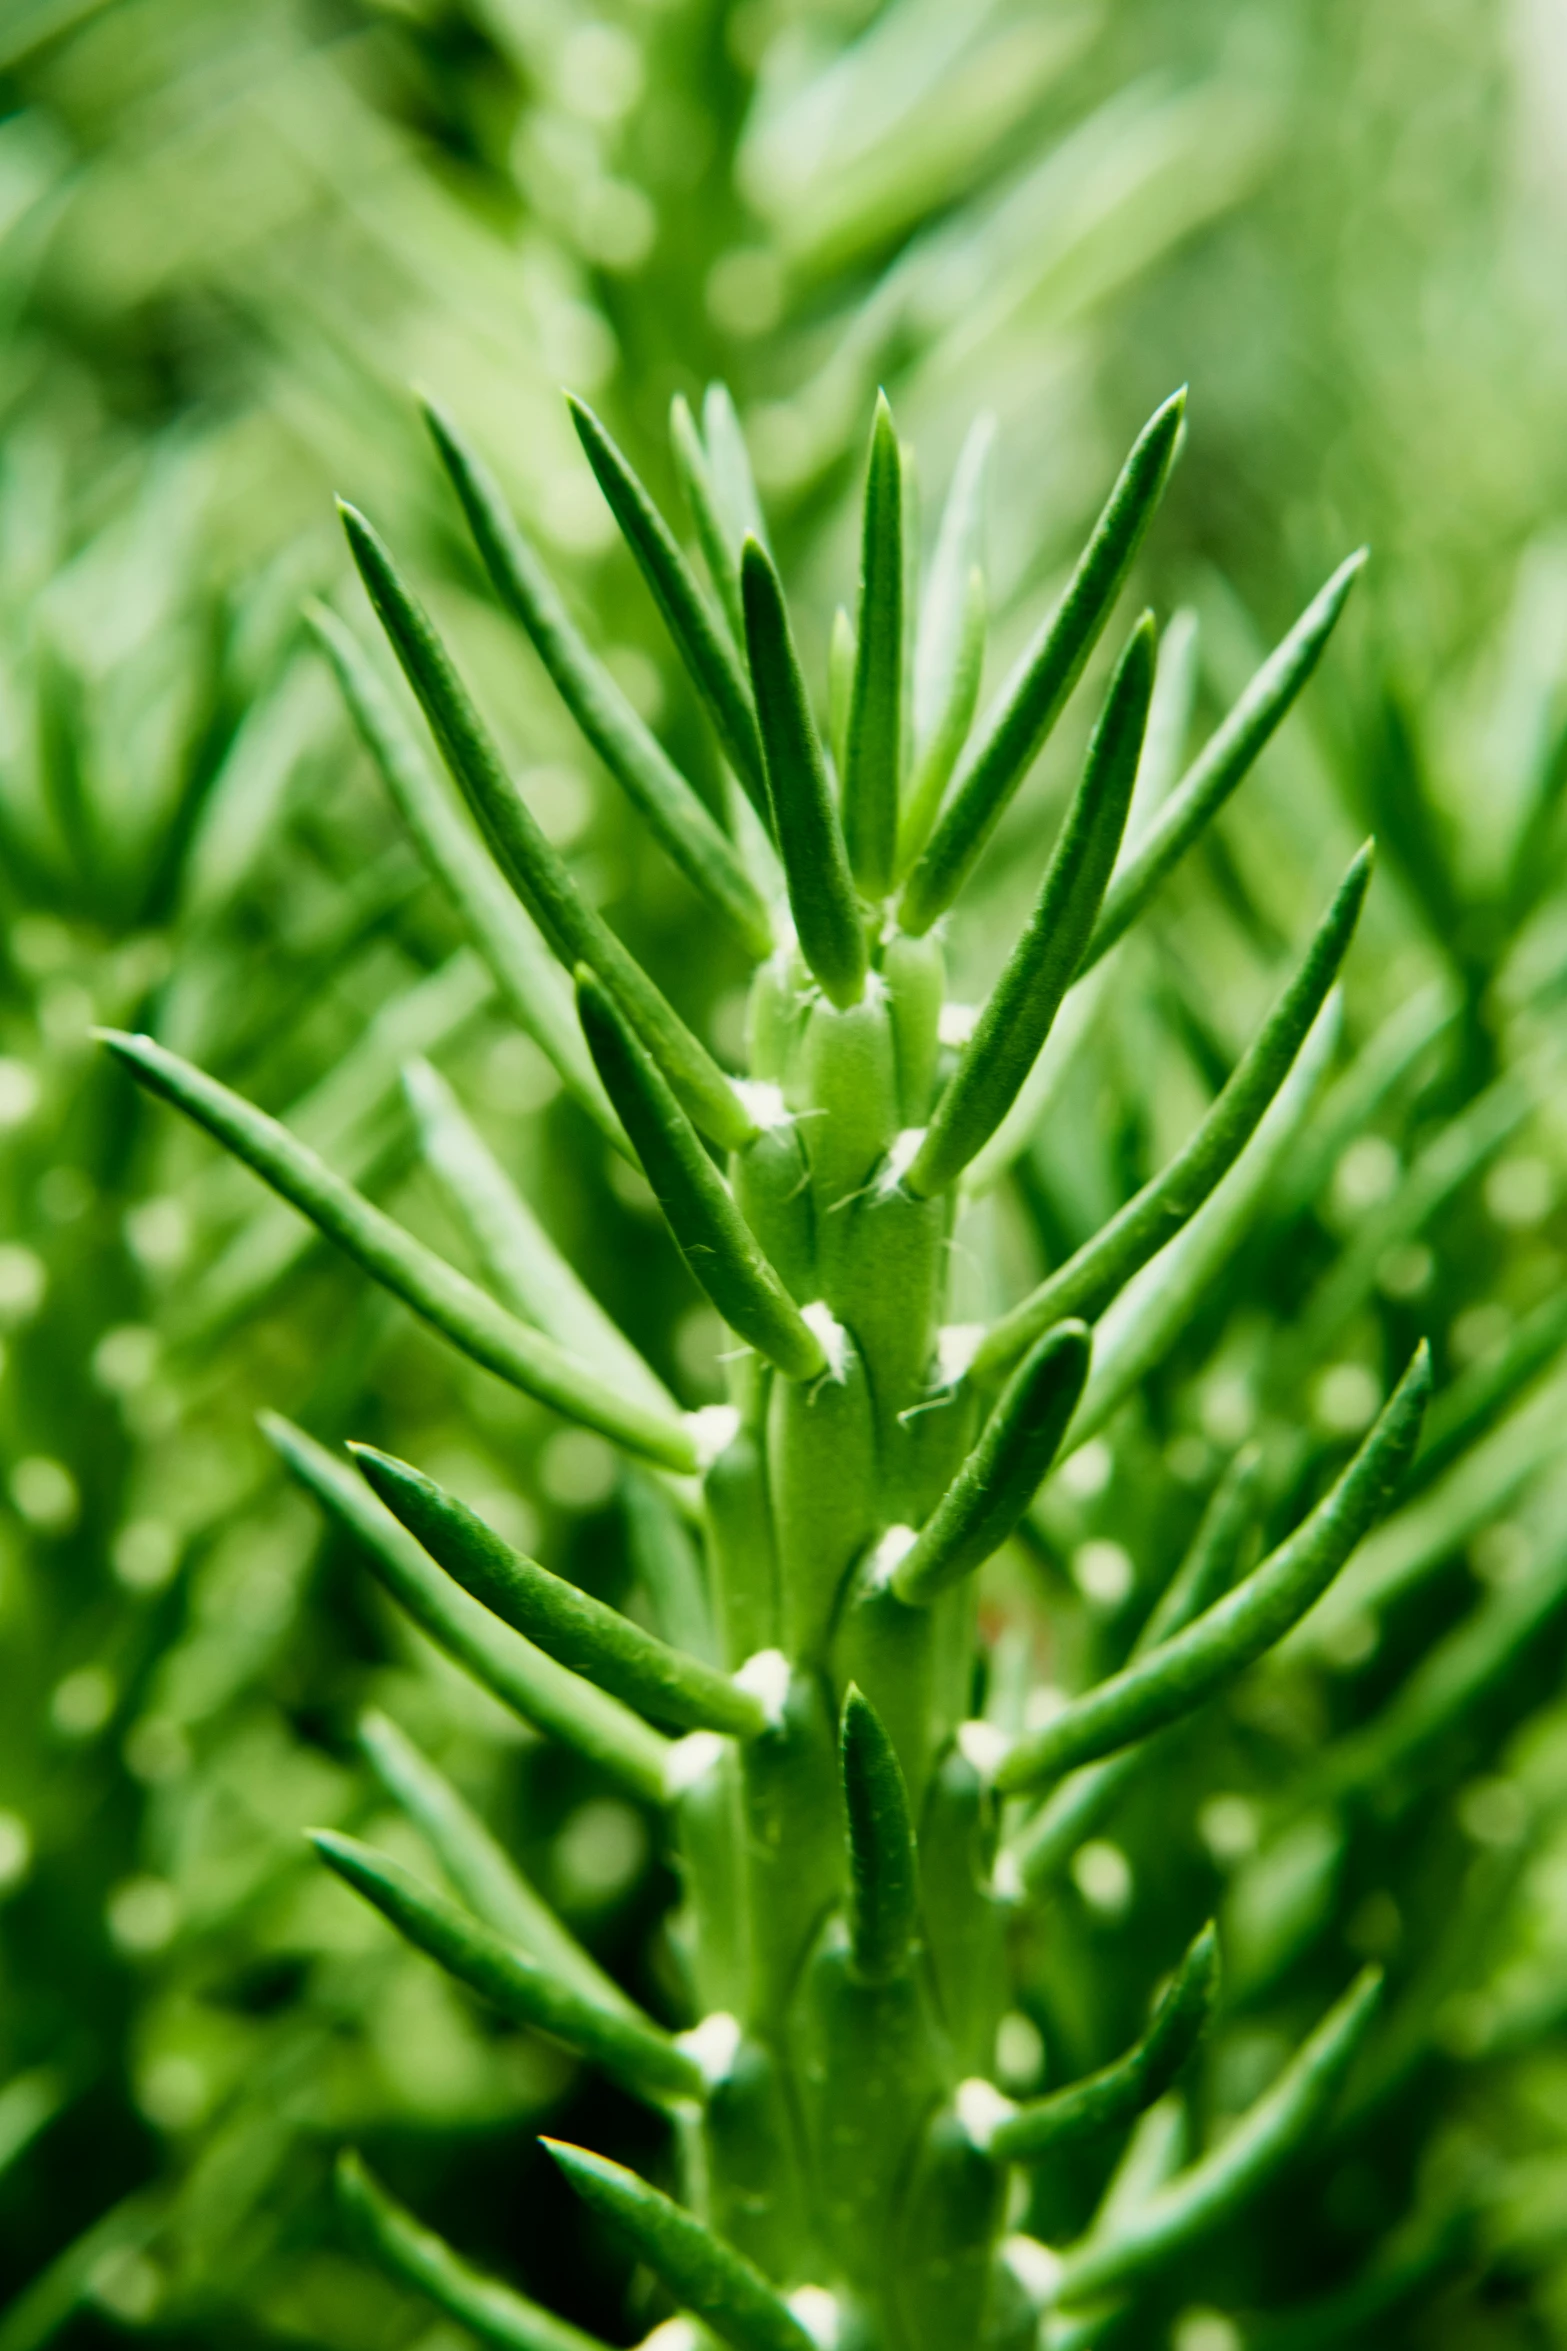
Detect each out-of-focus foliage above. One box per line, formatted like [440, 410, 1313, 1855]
[0, 2, 1273, 2343]
[7, 0, 1567, 2347]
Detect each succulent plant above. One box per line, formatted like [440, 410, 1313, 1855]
[94, 361, 1473, 2351]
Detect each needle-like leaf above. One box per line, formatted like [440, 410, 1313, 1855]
[973, 843, 1374, 1379]
[423, 398, 772, 956]
[890, 1322, 1091, 1605]
[312, 1832, 704, 2103]
[542, 2142, 815, 2351]
[402, 1056, 671, 1413]
[575, 968, 827, 1383]
[306, 602, 621, 1148]
[338, 499, 755, 1152]
[568, 396, 769, 821]
[671, 392, 747, 652]
[1084, 551, 1367, 968]
[989, 1925, 1219, 2162]
[351, 1444, 770, 1741]
[263, 1416, 672, 1802]
[898, 390, 1183, 932]
[906, 617, 1154, 1198]
[337, 2153, 612, 2351]
[841, 394, 903, 896]
[899, 414, 992, 871]
[101, 1030, 697, 1473]
[359, 1709, 632, 2016]
[841, 1686, 918, 1982]
[995, 1346, 1430, 1794]
[742, 538, 868, 1008]
[1053, 1971, 1382, 2306]
[1006, 1449, 1263, 1891]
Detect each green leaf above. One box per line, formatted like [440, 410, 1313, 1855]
[1404, 1287, 1567, 1502]
[1053, 1970, 1382, 2306]
[890, 1323, 1091, 1605]
[906, 617, 1155, 1197]
[828, 606, 856, 781]
[1324, 1541, 1567, 1799]
[1084, 550, 1366, 968]
[306, 602, 621, 1149]
[359, 1709, 632, 2016]
[841, 393, 903, 896]
[350, 1444, 770, 1741]
[337, 2153, 610, 2351]
[841, 1685, 918, 1982]
[576, 969, 827, 1383]
[995, 1347, 1430, 1795]
[542, 2141, 815, 2351]
[899, 413, 992, 871]
[402, 1056, 671, 1414]
[312, 1832, 704, 2103]
[671, 392, 747, 652]
[625, 1470, 718, 1663]
[742, 538, 869, 1009]
[973, 843, 1374, 1379]
[900, 566, 985, 877]
[1006, 1450, 1263, 1893]
[990, 1925, 1218, 2162]
[422, 398, 773, 957]
[898, 391, 1184, 933]
[568, 396, 769, 824]
[1127, 605, 1200, 837]
[262, 1416, 672, 1803]
[337, 500, 756, 1153]
[1066, 995, 1339, 1448]
[101, 1030, 697, 1473]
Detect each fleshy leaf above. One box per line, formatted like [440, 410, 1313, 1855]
[359, 1709, 631, 2015]
[543, 2141, 815, 2351]
[423, 397, 772, 956]
[905, 616, 1154, 1197]
[576, 968, 828, 1384]
[898, 390, 1184, 932]
[990, 1925, 1218, 2161]
[1053, 1971, 1381, 2305]
[890, 1323, 1091, 1605]
[402, 1055, 670, 1413]
[263, 1416, 672, 1802]
[337, 2153, 611, 2351]
[102, 1030, 697, 1473]
[973, 843, 1374, 1378]
[338, 499, 756, 1152]
[742, 537, 869, 1009]
[306, 602, 621, 1148]
[995, 1347, 1431, 1794]
[841, 393, 903, 896]
[568, 396, 769, 822]
[312, 1832, 704, 2103]
[350, 1445, 770, 1740]
[1084, 550, 1366, 968]
[841, 1685, 918, 1982]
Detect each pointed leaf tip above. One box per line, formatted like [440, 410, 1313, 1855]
[349, 1440, 769, 1739]
[741, 537, 868, 1007]
[907, 618, 1153, 1196]
[840, 1685, 918, 1981]
[543, 2141, 814, 2351]
[574, 967, 828, 1385]
[892, 1320, 1091, 1604]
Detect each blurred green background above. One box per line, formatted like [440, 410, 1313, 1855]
[5, 1, 1567, 2346]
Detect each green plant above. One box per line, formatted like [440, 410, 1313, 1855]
[96, 363, 1471, 2351]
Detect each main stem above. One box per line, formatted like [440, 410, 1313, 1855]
[675, 932, 1015, 2349]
